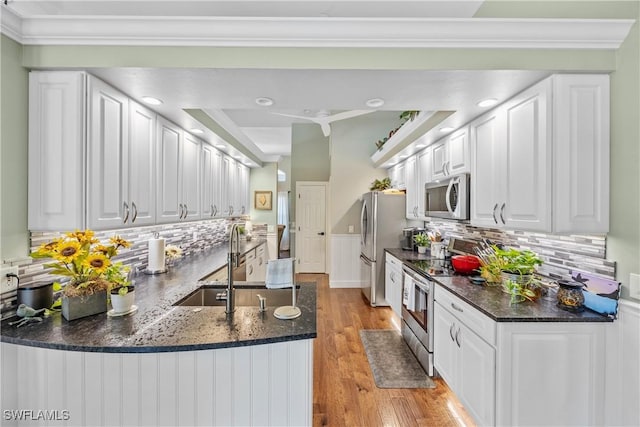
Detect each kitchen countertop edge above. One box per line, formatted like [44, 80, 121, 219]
[1, 239, 318, 353]
[385, 248, 612, 323]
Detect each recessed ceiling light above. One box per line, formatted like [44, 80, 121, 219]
[416, 143, 427, 149]
[399, 154, 408, 159]
[477, 98, 498, 108]
[255, 97, 274, 107]
[439, 127, 455, 133]
[365, 98, 385, 108]
[190, 128, 204, 134]
[142, 96, 163, 105]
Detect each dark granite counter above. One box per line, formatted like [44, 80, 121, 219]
[1, 240, 317, 352]
[385, 248, 611, 323]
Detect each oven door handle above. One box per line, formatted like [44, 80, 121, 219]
[402, 267, 431, 293]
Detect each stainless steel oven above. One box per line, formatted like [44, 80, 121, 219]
[401, 266, 435, 376]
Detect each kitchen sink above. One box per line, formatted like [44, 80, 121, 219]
[173, 285, 299, 307]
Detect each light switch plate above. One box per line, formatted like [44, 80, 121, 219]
[1, 266, 19, 294]
[629, 273, 640, 298]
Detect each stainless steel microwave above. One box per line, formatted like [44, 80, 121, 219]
[424, 173, 470, 220]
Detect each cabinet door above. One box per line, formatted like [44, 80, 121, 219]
[502, 81, 551, 231]
[236, 164, 249, 216]
[28, 71, 86, 231]
[256, 245, 267, 281]
[404, 156, 418, 219]
[156, 117, 182, 223]
[212, 149, 224, 217]
[202, 145, 216, 219]
[181, 133, 201, 220]
[448, 127, 470, 175]
[417, 147, 432, 219]
[552, 74, 610, 233]
[431, 140, 449, 180]
[220, 156, 232, 216]
[457, 322, 496, 427]
[470, 110, 506, 228]
[128, 100, 156, 226]
[87, 76, 129, 230]
[433, 302, 458, 389]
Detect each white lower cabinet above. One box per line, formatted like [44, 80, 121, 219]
[384, 253, 403, 317]
[434, 292, 495, 426]
[434, 285, 606, 426]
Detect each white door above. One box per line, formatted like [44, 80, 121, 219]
[404, 155, 418, 219]
[202, 145, 216, 219]
[295, 182, 328, 273]
[448, 126, 470, 175]
[181, 132, 201, 220]
[156, 117, 182, 223]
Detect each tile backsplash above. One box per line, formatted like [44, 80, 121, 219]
[424, 220, 615, 281]
[0, 218, 246, 319]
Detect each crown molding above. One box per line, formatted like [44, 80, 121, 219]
[1, 13, 635, 49]
[0, 6, 23, 43]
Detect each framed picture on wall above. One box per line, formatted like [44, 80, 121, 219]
[255, 191, 272, 210]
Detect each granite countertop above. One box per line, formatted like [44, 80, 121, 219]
[0, 239, 317, 353]
[385, 248, 612, 323]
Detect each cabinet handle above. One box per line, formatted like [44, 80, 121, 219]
[258, 258, 263, 266]
[249, 265, 253, 275]
[449, 323, 455, 342]
[123, 202, 130, 223]
[229, 206, 234, 216]
[210, 204, 214, 217]
[184, 204, 188, 219]
[500, 202, 506, 224]
[445, 161, 449, 176]
[241, 206, 245, 214]
[455, 328, 461, 348]
[390, 272, 395, 283]
[451, 302, 464, 313]
[213, 205, 218, 217]
[131, 202, 138, 223]
[492, 203, 499, 224]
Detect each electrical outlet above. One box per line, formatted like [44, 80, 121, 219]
[1, 266, 19, 294]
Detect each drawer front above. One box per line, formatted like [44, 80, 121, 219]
[257, 244, 266, 256]
[246, 249, 256, 262]
[386, 253, 403, 269]
[435, 286, 496, 346]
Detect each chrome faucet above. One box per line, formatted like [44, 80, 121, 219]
[225, 223, 241, 314]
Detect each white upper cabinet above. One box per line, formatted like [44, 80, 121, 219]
[88, 88, 158, 230]
[156, 116, 183, 223]
[28, 71, 86, 231]
[471, 80, 552, 231]
[416, 146, 433, 219]
[29, 71, 247, 231]
[156, 123, 202, 223]
[388, 162, 406, 190]
[181, 132, 202, 220]
[201, 144, 217, 219]
[404, 155, 419, 219]
[432, 126, 470, 180]
[127, 100, 156, 226]
[552, 74, 610, 233]
[471, 74, 608, 233]
[87, 77, 130, 230]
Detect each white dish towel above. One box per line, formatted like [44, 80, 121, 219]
[265, 258, 295, 289]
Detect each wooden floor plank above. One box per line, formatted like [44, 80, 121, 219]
[300, 273, 476, 427]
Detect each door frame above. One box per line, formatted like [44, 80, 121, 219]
[294, 181, 330, 274]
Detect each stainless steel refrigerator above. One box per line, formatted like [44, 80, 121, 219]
[359, 191, 406, 306]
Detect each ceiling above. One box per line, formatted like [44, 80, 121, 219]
[2, 1, 632, 165]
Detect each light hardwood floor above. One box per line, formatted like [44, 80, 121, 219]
[298, 273, 476, 427]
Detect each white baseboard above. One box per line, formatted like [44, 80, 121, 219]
[329, 280, 363, 289]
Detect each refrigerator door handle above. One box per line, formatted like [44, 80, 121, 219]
[360, 200, 368, 246]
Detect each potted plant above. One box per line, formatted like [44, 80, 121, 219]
[479, 245, 544, 303]
[31, 229, 132, 320]
[413, 232, 430, 254]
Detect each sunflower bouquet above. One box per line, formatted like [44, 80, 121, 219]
[31, 229, 132, 298]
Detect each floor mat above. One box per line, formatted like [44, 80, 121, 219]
[359, 329, 435, 389]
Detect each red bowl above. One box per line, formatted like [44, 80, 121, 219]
[451, 255, 481, 274]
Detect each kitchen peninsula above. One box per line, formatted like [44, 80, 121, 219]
[1, 240, 317, 427]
